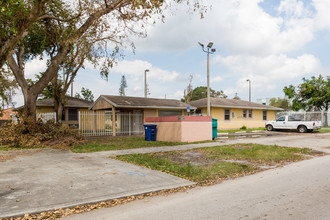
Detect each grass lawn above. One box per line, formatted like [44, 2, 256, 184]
[72, 137, 213, 153]
[218, 127, 266, 133]
[319, 127, 330, 133]
[114, 144, 318, 185]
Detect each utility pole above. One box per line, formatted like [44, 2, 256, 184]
[198, 42, 216, 116]
[246, 79, 251, 102]
[144, 69, 149, 98]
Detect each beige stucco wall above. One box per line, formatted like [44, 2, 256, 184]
[181, 122, 212, 142]
[92, 98, 113, 110]
[144, 109, 157, 123]
[152, 122, 182, 142]
[36, 107, 53, 114]
[200, 107, 277, 130]
[149, 121, 212, 142]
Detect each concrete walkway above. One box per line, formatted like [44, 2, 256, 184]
[86, 132, 330, 157]
[0, 149, 193, 218]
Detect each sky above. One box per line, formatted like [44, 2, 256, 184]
[14, 0, 330, 107]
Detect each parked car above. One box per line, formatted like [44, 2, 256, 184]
[266, 116, 322, 133]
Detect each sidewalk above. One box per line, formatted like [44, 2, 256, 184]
[85, 132, 330, 157]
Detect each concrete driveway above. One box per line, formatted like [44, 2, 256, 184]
[0, 149, 193, 218]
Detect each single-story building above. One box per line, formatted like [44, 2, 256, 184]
[35, 97, 93, 127]
[0, 107, 16, 126]
[85, 95, 196, 136]
[188, 98, 282, 130]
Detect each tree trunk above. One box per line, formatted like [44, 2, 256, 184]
[22, 88, 38, 119]
[56, 103, 64, 123]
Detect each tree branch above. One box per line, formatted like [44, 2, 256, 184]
[0, 0, 49, 69]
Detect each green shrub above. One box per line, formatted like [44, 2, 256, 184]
[240, 125, 247, 130]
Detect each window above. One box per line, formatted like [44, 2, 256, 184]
[195, 109, 202, 116]
[68, 109, 78, 121]
[158, 110, 182, 117]
[276, 116, 285, 121]
[224, 109, 230, 120]
[232, 112, 235, 118]
[263, 111, 267, 120]
[61, 109, 65, 121]
[243, 110, 247, 118]
[248, 110, 253, 118]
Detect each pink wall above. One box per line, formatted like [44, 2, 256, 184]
[145, 116, 212, 142]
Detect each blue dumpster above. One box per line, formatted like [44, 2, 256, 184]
[212, 118, 218, 140]
[144, 124, 157, 141]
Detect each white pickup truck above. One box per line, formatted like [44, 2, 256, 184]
[266, 116, 322, 133]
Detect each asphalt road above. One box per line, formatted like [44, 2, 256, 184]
[65, 133, 330, 220]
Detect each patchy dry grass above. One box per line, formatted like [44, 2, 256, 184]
[217, 128, 266, 133]
[71, 136, 213, 153]
[114, 144, 320, 185]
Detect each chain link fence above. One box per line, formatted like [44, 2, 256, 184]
[276, 111, 330, 127]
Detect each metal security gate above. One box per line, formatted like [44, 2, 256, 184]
[79, 111, 144, 136]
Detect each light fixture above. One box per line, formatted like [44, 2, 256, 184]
[198, 42, 216, 116]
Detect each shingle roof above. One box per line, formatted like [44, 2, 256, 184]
[188, 98, 283, 110]
[36, 97, 93, 108]
[0, 108, 16, 120]
[91, 95, 195, 110]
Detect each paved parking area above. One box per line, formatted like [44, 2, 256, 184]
[226, 132, 330, 153]
[0, 149, 193, 218]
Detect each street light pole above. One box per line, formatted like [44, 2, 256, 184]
[198, 42, 216, 116]
[246, 79, 251, 102]
[144, 69, 149, 98]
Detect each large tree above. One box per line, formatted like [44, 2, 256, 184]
[75, 87, 94, 102]
[190, 86, 227, 101]
[0, 68, 18, 111]
[283, 75, 330, 124]
[269, 97, 291, 111]
[182, 74, 193, 103]
[5, 0, 204, 118]
[283, 75, 330, 111]
[0, 0, 49, 69]
[119, 75, 127, 96]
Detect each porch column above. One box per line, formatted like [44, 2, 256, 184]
[112, 106, 116, 136]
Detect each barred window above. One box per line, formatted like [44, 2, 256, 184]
[68, 109, 78, 121]
[225, 109, 230, 120]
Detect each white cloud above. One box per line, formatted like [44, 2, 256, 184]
[211, 76, 223, 82]
[313, 0, 330, 30]
[134, 0, 319, 55]
[214, 53, 322, 99]
[24, 58, 47, 77]
[278, 0, 311, 18]
[110, 59, 179, 83]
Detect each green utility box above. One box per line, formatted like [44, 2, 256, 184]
[212, 118, 218, 140]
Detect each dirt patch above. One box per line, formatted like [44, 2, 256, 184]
[160, 151, 220, 166]
[156, 150, 273, 169]
[0, 149, 42, 162]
